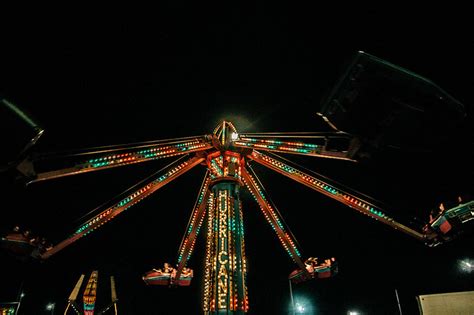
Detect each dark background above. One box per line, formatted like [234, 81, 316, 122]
[1, 5, 473, 314]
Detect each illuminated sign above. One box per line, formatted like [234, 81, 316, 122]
[217, 190, 228, 309]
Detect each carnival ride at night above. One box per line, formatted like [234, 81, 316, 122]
[63, 271, 118, 315]
[4, 118, 468, 313]
[1, 51, 472, 314]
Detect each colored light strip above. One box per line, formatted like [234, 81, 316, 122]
[235, 142, 310, 153]
[210, 157, 224, 177]
[177, 176, 212, 264]
[41, 157, 204, 259]
[85, 140, 210, 170]
[238, 201, 249, 312]
[242, 169, 302, 261]
[83, 272, 98, 315]
[233, 137, 355, 162]
[75, 159, 199, 237]
[235, 137, 320, 154]
[203, 192, 215, 312]
[250, 151, 390, 221]
[240, 137, 318, 148]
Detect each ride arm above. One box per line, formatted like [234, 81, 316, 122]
[174, 171, 212, 282]
[41, 155, 205, 259]
[248, 150, 434, 243]
[97, 277, 118, 315]
[232, 131, 358, 161]
[65, 274, 85, 315]
[241, 165, 308, 272]
[19, 135, 212, 184]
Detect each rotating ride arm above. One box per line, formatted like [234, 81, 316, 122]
[241, 165, 308, 272]
[41, 155, 205, 259]
[248, 150, 434, 243]
[97, 277, 118, 315]
[64, 274, 85, 315]
[173, 171, 212, 283]
[19, 135, 212, 184]
[233, 131, 358, 162]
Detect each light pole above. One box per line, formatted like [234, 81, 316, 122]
[288, 280, 310, 314]
[46, 302, 55, 315]
[395, 289, 403, 315]
[15, 292, 24, 315]
[289, 279, 295, 315]
[14, 280, 24, 315]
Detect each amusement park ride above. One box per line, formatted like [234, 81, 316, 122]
[1, 52, 473, 314]
[64, 271, 118, 315]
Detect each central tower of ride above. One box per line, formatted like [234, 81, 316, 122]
[203, 122, 249, 314]
[204, 179, 248, 314]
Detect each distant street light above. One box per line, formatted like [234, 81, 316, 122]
[46, 302, 55, 314]
[288, 279, 312, 314]
[296, 303, 305, 313]
[348, 311, 359, 315]
[459, 259, 473, 272]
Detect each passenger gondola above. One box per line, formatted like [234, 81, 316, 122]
[429, 199, 474, 237]
[0, 226, 52, 260]
[0, 232, 35, 256]
[142, 263, 193, 286]
[289, 257, 338, 284]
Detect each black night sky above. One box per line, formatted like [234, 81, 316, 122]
[1, 5, 473, 315]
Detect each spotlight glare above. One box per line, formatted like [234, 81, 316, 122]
[459, 259, 474, 272]
[295, 303, 305, 313]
